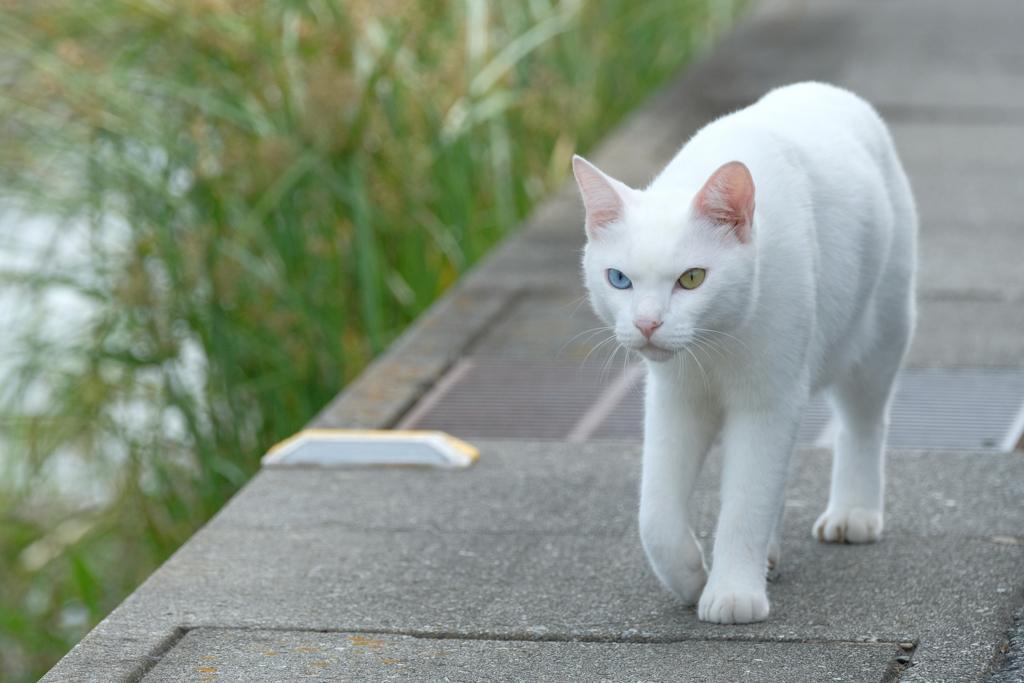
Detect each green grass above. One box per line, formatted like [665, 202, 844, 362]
[0, 0, 745, 679]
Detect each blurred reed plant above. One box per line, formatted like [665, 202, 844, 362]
[0, 0, 743, 678]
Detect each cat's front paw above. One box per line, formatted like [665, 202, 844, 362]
[666, 563, 708, 606]
[648, 555, 707, 605]
[641, 524, 708, 605]
[697, 581, 769, 624]
[813, 507, 883, 543]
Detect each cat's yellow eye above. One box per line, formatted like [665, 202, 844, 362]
[679, 268, 706, 290]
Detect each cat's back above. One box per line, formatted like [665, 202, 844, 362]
[744, 82, 914, 247]
[675, 82, 909, 251]
[742, 82, 909, 227]
[658, 82, 896, 200]
[748, 82, 893, 166]
[748, 82, 883, 134]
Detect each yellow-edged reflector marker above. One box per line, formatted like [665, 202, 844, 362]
[261, 429, 479, 469]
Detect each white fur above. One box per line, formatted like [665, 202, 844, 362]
[574, 83, 916, 624]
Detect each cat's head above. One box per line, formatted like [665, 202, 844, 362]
[574, 155, 759, 362]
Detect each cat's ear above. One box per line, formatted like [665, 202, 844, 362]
[573, 155, 632, 240]
[692, 161, 756, 243]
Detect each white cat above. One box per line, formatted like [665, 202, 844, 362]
[573, 82, 916, 624]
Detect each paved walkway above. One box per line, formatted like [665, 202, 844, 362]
[42, 0, 1024, 681]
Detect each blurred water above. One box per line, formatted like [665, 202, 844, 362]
[0, 207, 121, 508]
[0, 208, 99, 346]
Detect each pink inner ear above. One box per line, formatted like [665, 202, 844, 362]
[692, 161, 755, 243]
[573, 156, 625, 239]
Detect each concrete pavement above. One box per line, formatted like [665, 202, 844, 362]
[41, 0, 1024, 681]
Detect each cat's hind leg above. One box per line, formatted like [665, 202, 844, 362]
[639, 368, 720, 605]
[813, 376, 890, 542]
[814, 316, 910, 543]
[815, 155, 916, 544]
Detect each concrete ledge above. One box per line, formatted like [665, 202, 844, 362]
[38, 443, 1024, 682]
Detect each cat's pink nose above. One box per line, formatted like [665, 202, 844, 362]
[636, 320, 662, 339]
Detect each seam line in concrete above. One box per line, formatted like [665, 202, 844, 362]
[176, 625, 912, 647]
[126, 626, 188, 683]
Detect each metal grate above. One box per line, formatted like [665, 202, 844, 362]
[400, 359, 1024, 452]
[886, 370, 1024, 451]
[395, 359, 622, 440]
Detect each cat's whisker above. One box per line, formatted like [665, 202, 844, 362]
[576, 341, 607, 372]
[691, 329, 727, 349]
[580, 338, 626, 393]
[621, 354, 631, 395]
[626, 357, 645, 399]
[600, 341, 626, 384]
[690, 332, 729, 363]
[578, 334, 619, 370]
[575, 328, 617, 351]
[558, 325, 615, 357]
[690, 333, 729, 356]
[580, 340, 617, 371]
[687, 336, 717, 363]
[694, 339, 732, 381]
[693, 327, 750, 352]
[693, 342, 725, 364]
[565, 294, 593, 318]
[683, 345, 710, 392]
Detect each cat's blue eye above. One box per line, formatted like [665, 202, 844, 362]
[607, 268, 632, 289]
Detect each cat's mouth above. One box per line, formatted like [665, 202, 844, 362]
[638, 341, 675, 361]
